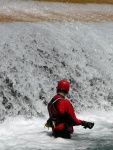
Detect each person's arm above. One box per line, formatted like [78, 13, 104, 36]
[65, 100, 82, 125]
[57, 100, 94, 129]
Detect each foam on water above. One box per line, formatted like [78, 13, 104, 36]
[0, 110, 113, 149]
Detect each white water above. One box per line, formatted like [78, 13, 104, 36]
[0, 110, 113, 149]
[0, 0, 113, 149]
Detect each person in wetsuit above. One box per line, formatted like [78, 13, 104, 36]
[46, 79, 94, 139]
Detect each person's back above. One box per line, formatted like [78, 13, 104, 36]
[48, 94, 72, 138]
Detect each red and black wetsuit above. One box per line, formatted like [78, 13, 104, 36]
[48, 94, 82, 138]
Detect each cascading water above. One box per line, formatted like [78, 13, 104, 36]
[0, 22, 113, 121]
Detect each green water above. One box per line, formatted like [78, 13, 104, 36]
[72, 127, 113, 150]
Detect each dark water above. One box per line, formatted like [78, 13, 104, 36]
[71, 125, 113, 150]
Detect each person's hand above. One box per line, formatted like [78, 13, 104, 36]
[81, 121, 94, 129]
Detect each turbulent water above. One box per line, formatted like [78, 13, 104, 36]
[0, 0, 113, 149]
[0, 21, 113, 150]
[0, 109, 113, 150]
[0, 22, 113, 119]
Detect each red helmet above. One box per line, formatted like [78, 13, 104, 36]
[57, 80, 70, 92]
